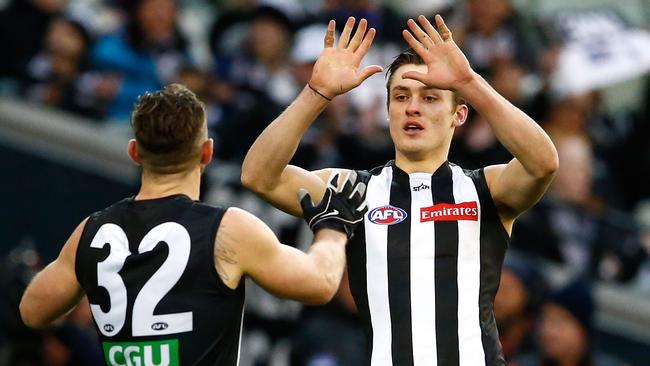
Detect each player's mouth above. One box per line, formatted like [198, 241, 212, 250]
[403, 121, 424, 136]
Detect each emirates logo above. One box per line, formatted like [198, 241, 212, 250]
[420, 201, 478, 222]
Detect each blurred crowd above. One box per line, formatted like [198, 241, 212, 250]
[1, 0, 649, 365]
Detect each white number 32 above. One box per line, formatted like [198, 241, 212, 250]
[89, 222, 193, 337]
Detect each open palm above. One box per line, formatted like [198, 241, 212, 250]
[309, 17, 383, 99]
[401, 15, 475, 92]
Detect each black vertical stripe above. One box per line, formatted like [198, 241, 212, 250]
[469, 168, 508, 366]
[347, 169, 378, 366]
[432, 162, 460, 366]
[347, 222, 373, 366]
[388, 166, 414, 366]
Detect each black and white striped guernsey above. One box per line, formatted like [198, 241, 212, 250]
[347, 160, 509, 366]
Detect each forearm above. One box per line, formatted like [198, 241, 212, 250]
[20, 285, 53, 328]
[20, 263, 83, 328]
[241, 85, 329, 190]
[306, 229, 348, 303]
[459, 73, 558, 177]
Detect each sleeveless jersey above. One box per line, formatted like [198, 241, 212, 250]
[75, 194, 244, 366]
[347, 161, 509, 366]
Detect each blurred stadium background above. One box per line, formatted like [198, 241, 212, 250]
[1, 0, 649, 365]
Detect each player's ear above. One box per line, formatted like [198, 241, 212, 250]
[453, 103, 468, 127]
[200, 138, 213, 166]
[127, 139, 142, 165]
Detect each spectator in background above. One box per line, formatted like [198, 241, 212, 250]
[0, 0, 65, 80]
[19, 17, 99, 118]
[206, 5, 299, 163]
[517, 278, 628, 366]
[458, 0, 541, 76]
[243, 5, 295, 105]
[540, 91, 647, 212]
[320, 0, 405, 47]
[494, 254, 547, 364]
[511, 133, 646, 282]
[456, 0, 548, 120]
[211, 5, 295, 105]
[449, 108, 512, 170]
[174, 64, 224, 132]
[89, 0, 192, 121]
[208, 1, 258, 80]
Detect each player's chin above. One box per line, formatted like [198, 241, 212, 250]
[396, 140, 427, 154]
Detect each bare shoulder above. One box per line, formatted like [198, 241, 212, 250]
[218, 207, 266, 237]
[60, 217, 90, 264]
[218, 207, 279, 250]
[214, 208, 278, 288]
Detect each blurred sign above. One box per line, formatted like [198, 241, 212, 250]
[549, 8, 650, 97]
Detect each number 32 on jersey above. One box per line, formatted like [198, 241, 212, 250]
[89, 222, 193, 337]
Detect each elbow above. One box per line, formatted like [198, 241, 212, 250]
[305, 288, 336, 305]
[303, 293, 334, 306]
[303, 274, 339, 305]
[240, 166, 266, 194]
[530, 147, 559, 180]
[240, 168, 257, 190]
[315, 273, 341, 305]
[540, 149, 560, 179]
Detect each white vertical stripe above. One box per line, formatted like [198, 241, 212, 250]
[365, 167, 393, 366]
[409, 173, 437, 366]
[451, 166, 485, 366]
[236, 300, 245, 366]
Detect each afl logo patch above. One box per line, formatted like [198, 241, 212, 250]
[368, 205, 408, 225]
[151, 322, 169, 331]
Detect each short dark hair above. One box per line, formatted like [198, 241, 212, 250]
[386, 48, 425, 94]
[131, 83, 206, 174]
[385, 48, 462, 109]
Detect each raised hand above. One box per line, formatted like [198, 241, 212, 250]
[401, 15, 475, 92]
[298, 171, 368, 239]
[309, 17, 384, 100]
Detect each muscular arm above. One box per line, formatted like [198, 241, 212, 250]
[241, 17, 381, 216]
[464, 76, 558, 226]
[20, 219, 87, 328]
[241, 89, 333, 215]
[215, 208, 347, 304]
[402, 15, 558, 230]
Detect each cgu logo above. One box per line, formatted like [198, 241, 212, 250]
[104, 339, 178, 366]
[368, 205, 408, 225]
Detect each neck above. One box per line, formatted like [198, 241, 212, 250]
[135, 167, 201, 201]
[394, 149, 448, 174]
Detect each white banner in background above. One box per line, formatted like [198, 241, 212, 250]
[550, 8, 650, 97]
